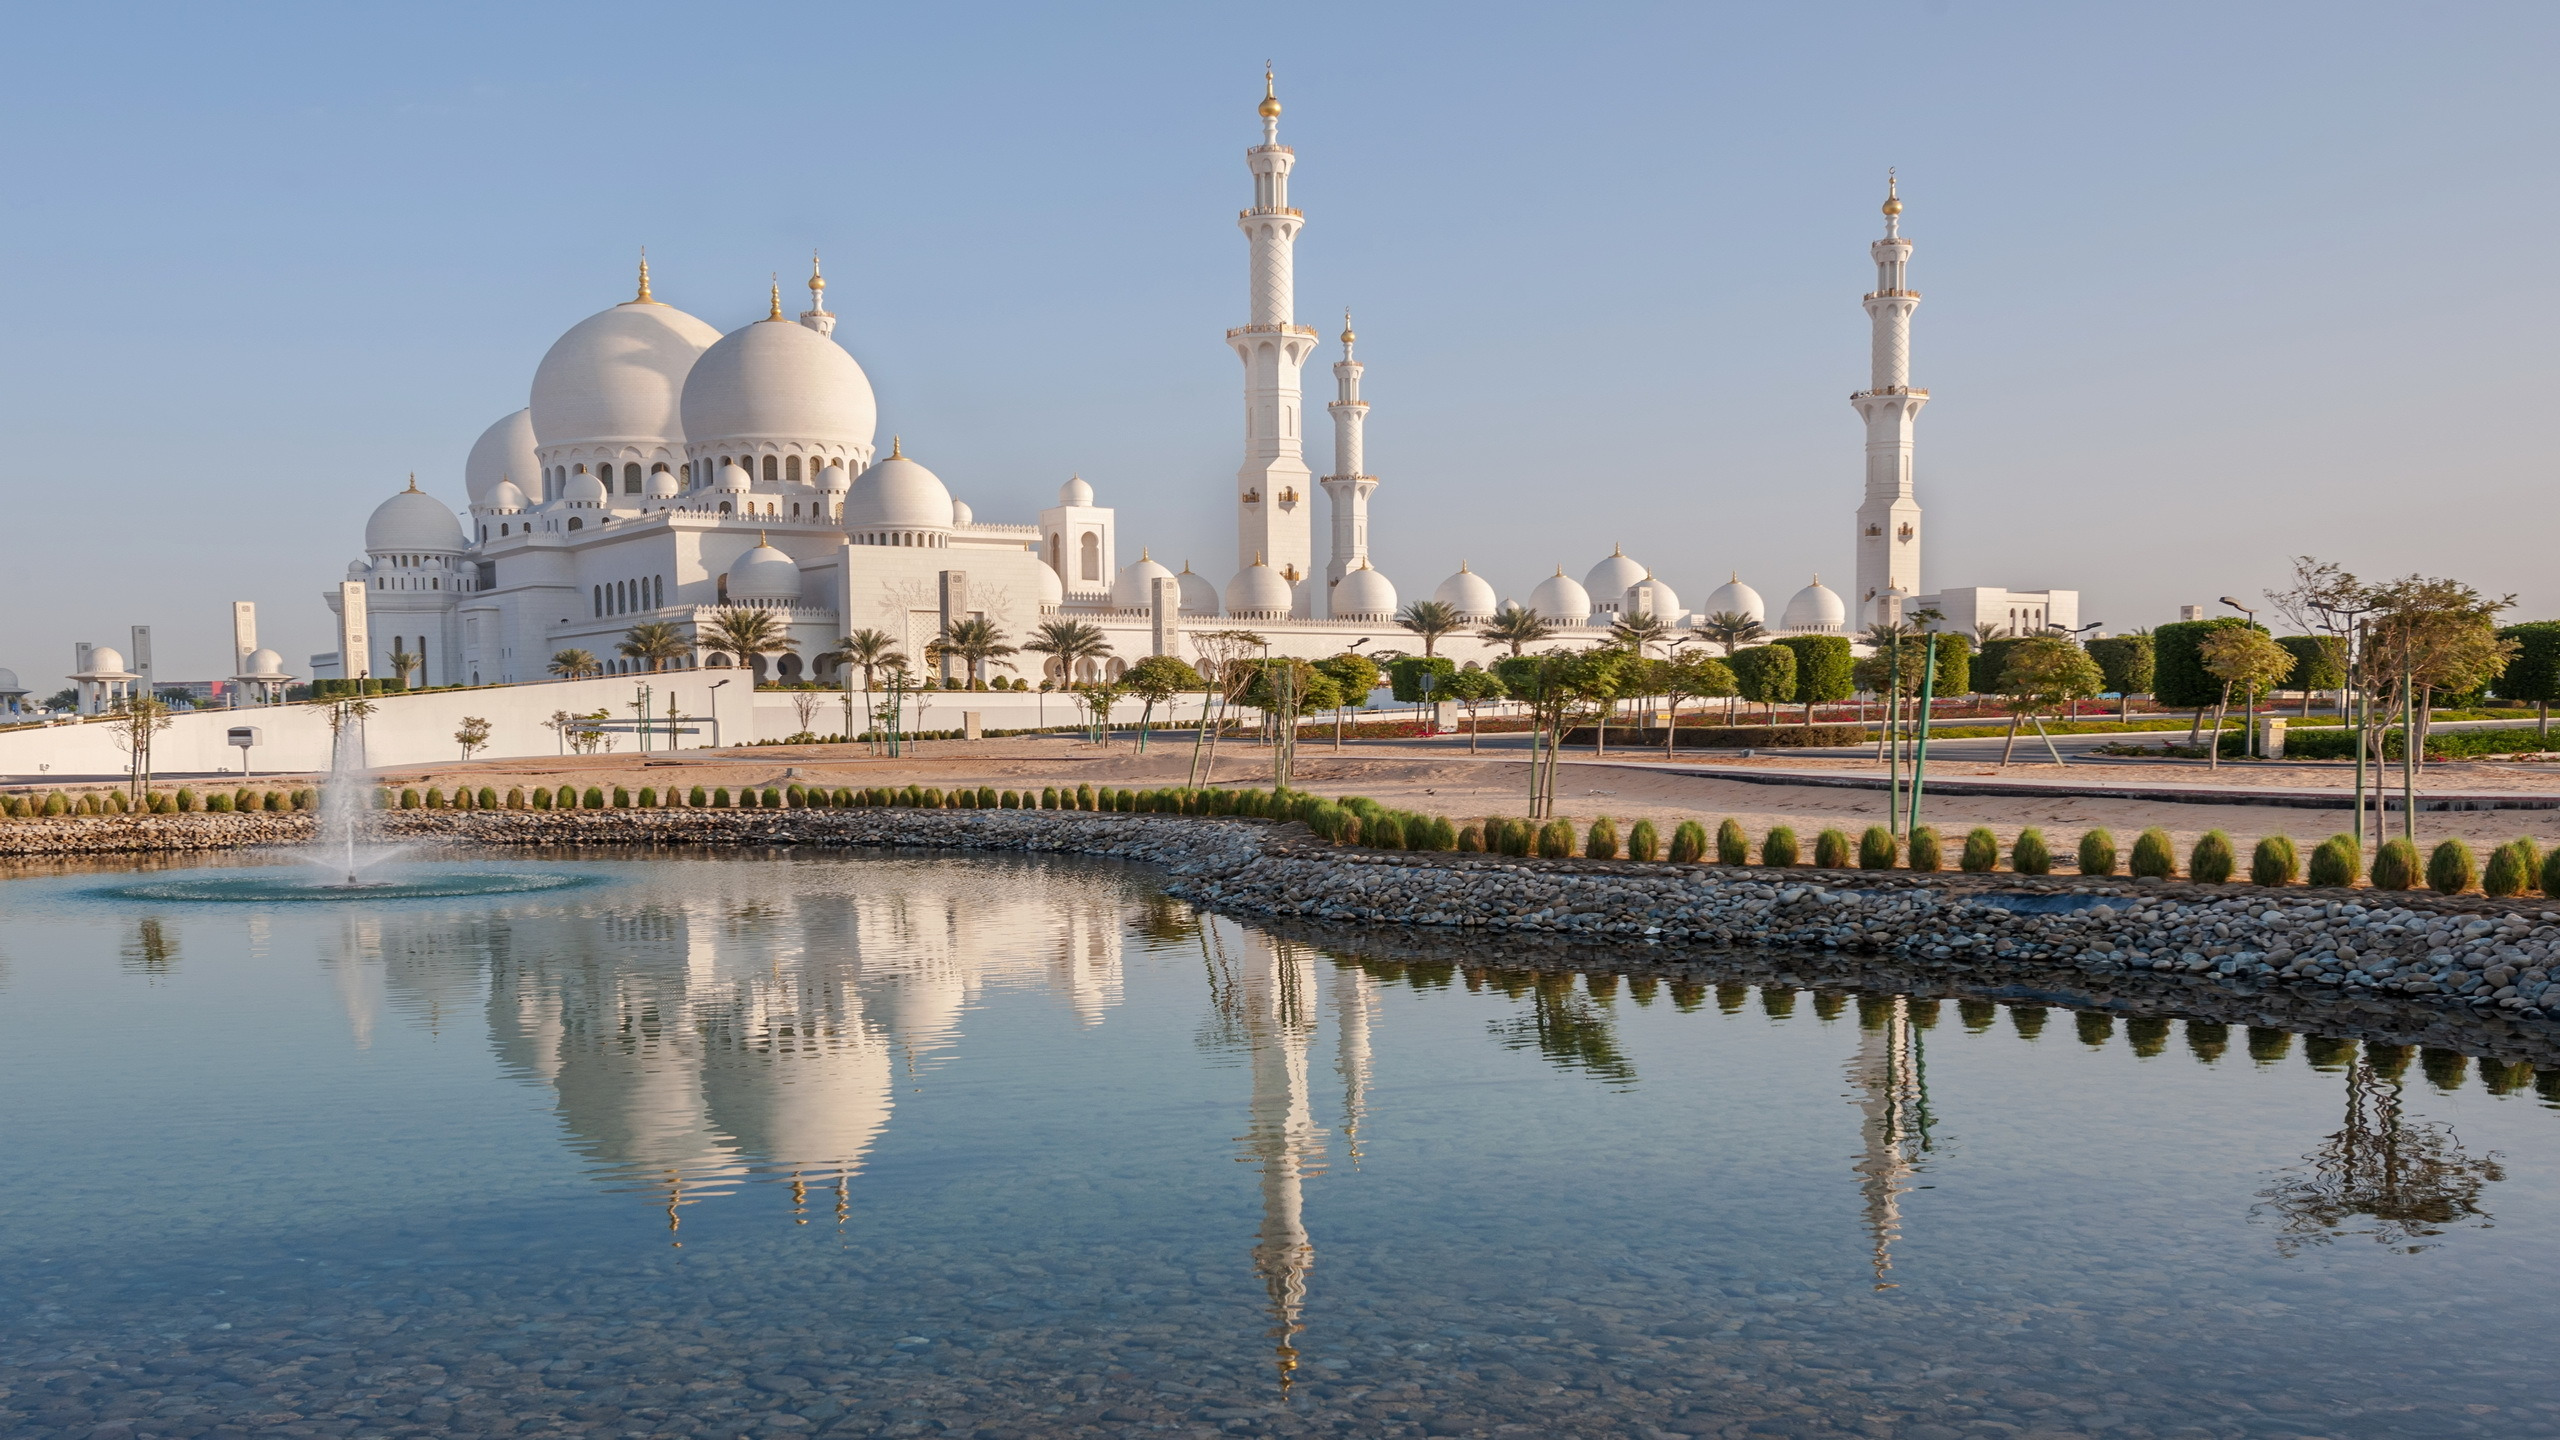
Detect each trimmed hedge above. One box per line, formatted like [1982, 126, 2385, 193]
[1561, 724, 1867, 749]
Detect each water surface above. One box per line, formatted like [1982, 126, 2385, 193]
[2, 849, 2554, 1439]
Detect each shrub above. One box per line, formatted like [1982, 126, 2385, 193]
[585, 787, 607, 809]
[1908, 825, 1943, 872]
[2307, 834, 2359, 887]
[1077, 783, 1096, 811]
[1037, 785, 1056, 809]
[1537, 819, 1576, 858]
[2191, 831, 2235, 883]
[1627, 818, 1660, 863]
[710, 786, 730, 807]
[1669, 819, 1707, 863]
[2246, 835, 2298, 886]
[614, 787, 632, 808]
[424, 787, 446, 810]
[1761, 826, 1799, 867]
[2545, 845, 2560, 900]
[2130, 827, 2176, 879]
[532, 787, 553, 810]
[479, 787, 499, 809]
[264, 791, 285, 811]
[2484, 838, 2539, 898]
[1716, 818, 1749, 866]
[1587, 817, 1620, 860]
[2427, 838, 2475, 895]
[1814, 828, 1852, 868]
[762, 788, 781, 808]
[976, 785, 996, 808]
[1859, 825, 1897, 870]
[1495, 817, 1530, 856]
[2372, 837, 2420, 891]
[175, 787, 197, 812]
[1416, 816, 1459, 851]
[1458, 821, 1486, 852]
[635, 786, 654, 807]
[207, 792, 233, 812]
[1369, 814, 1406, 849]
[2013, 828, 2052, 875]
[399, 788, 421, 809]
[1959, 827, 1999, 873]
[2077, 829, 2117, 876]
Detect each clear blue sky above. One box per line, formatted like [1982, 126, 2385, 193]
[3, 2, 2553, 681]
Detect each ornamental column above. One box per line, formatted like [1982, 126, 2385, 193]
[1851, 172, 1927, 629]
[1319, 313, 1377, 611]
[1229, 69, 1317, 594]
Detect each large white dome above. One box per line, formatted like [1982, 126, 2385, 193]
[464, 408, 540, 505]
[1432, 563, 1498, 619]
[240, 648, 287, 678]
[1583, 547, 1648, 609]
[1034, 560, 1065, 606]
[1225, 560, 1294, 618]
[1528, 568, 1591, 625]
[366, 483, 468, 553]
[1782, 577, 1847, 634]
[1331, 563, 1399, 621]
[1625, 574, 1681, 620]
[1112, 552, 1177, 609]
[845, 446, 954, 531]
[82, 646, 131, 676]
[484, 478, 529, 514]
[728, 541, 803, 600]
[1058, 474, 1095, 507]
[529, 297, 721, 450]
[1701, 574, 1766, 624]
[1176, 563, 1219, 616]
[680, 314, 876, 454]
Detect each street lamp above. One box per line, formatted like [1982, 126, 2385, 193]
[2314, 600, 2376, 850]
[2218, 597, 2264, 757]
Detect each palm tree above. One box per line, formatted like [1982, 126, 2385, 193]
[930, 616, 1018, 688]
[1396, 599, 1464, 658]
[820, 628, 903, 690]
[387, 647, 423, 687]
[547, 648, 601, 680]
[1024, 618, 1113, 687]
[703, 607, 792, 681]
[617, 621, 691, 673]
[1974, 620, 2005, 644]
[1607, 611, 1672, 658]
[1477, 603, 1554, 657]
[1695, 610, 1766, 656]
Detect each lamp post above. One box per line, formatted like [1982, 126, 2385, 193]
[2219, 597, 2260, 757]
[2312, 601, 2372, 851]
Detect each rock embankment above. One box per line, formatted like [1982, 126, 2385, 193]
[9, 807, 2558, 1035]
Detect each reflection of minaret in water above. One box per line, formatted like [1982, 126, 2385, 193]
[1332, 964, 1375, 1166]
[1238, 935, 1327, 1393]
[1847, 995, 1933, 1289]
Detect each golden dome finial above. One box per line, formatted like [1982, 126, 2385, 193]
[809, 251, 826, 294]
[889, 435, 903, 459]
[635, 248, 654, 303]
[1259, 64, 1281, 119]
[767, 275, 784, 321]
[1882, 168, 1902, 218]
[405, 472, 418, 492]
[759, 530, 769, 546]
[1340, 307, 1355, 346]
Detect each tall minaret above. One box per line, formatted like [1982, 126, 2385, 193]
[798, 252, 835, 338]
[1319, 311, 1377, 609]
[1229, 68, 1318, 595]
[1851, 171, 1926, 629]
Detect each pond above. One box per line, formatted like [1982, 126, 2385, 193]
[2, 848, 2554, 1439]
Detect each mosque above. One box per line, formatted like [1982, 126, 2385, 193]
[319, 74, 2073, 690]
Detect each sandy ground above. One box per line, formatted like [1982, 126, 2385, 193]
[278, 733, 2560, 862]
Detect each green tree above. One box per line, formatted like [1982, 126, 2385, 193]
[1695, 610, 1766, 656]
[930, 616, 1018, 688]
[1314, 651, 1382, 748]
[1775, 635, 1854, 725]
[1728, 644, 1798, 722]
[2274, 635, 2348, 718]
[386, 646, 423, 687]
[105, 695, 175, 803]
[2152, 618, 2254, 740]
[702, 607, 792, 681]
[1607, 611, 1673, 658]
[1025, 618, 1113, 687]
[1657, 651, 1737, 756]
[2085, 633, 2155, 718]
[1996, 637, 2106, 765]
[2199, 625, 2297, 769]
[1388, 655, 1457, 703]
[2494, 621, 2560, 736]
[1440, 665, 1507, 753]
[547, 648, 601, 680]
[1122, 655, 1202, 753]
[617, 621, 691, 673]
[1476, 603, 1554, 656]
[454, 715, 492, 760]
[1395, 599, 1465, 658]
[821, 628, 904, 690]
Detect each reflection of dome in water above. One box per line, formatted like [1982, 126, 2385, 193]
[700, 1022, 892, 1181]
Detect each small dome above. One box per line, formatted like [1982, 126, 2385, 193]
[1583, 546, 1647, 611]
[1225, 558, 1294, 617]
[815, 462, 851, 493]
[562, 470, 608, 507]
[645, 468, 682, 499]
[1701, 574, 1766, 624]
[1035, 560, 1065, 606]
[484, 478, 529, 514]
[847, 448, 954, 531]
[950, 499, 974, 527]
[1782, 577, 1846, 633]
[1432, 562, 1498, 619]
[530, 297, 722, 451]
[241, 648, 287, 678]
[728, 540, 803, 600]
[1177, 563, 1219, 616]
[0, 668, 19, 692]
[346, 559, 372, 580]
[1113, 551, 1177, 609]
[1528, 567, 1591, 625]
[712, 458, 754, 493]
[1332, 563, 1399, 621]
[366, 482, 468, 553]
[679, 312, 877, 454]
[464, 408, 539, 505]
[83, 646, 129, 676]
[1625, 574, 1681, 620]
[1057, 474, 1095, 507]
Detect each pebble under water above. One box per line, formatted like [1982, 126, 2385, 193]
[3, 848, 2557, 1440]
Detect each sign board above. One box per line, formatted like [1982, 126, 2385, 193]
[228, 727, 262, 748]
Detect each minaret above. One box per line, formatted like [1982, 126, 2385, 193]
[1851, 171, 1926, 629]
[799, 252, 835, 337]
[1319, 311, 1377, 609]
[1240, 935, 1325, 1395]
[1229, 67, 1318, 595]
[1847, 995, 1932, 1289]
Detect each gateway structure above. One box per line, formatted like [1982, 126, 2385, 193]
[318, 85, 2072, 692]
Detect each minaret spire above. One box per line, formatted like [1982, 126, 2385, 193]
[1229, 66, 1316, 605]
[634, 248, 655, 304]
[1319, 308, 1377, 608]
[799, 251, 836, 337]
[1851, 170, 1926, 628]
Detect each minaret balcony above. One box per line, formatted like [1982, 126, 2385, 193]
[1226, 324, 1318, 340]
[1852, 386, 1929, 398]
[1862, 289, 1923, 300]
[1238, 206, 1303, 219]
[1326, 400, 1369, 413]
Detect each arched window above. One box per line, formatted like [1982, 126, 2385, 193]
[762, 455, 778, 484]
[786, 455, 802, 484]
[653, 575, 663, 607]
[680, 461, 691, 484]
[717, 575, 729, 603]
[568, 518, 583, 531]
[1047, 533, 1061, 572]
[719, 501, 732, 514]
[1080, 531, 1101, 581]
[624, 463, 641, 493]
[792, 503, 801, 517]
[499, 523, 509, 536]
[593, 586, 602, 617]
